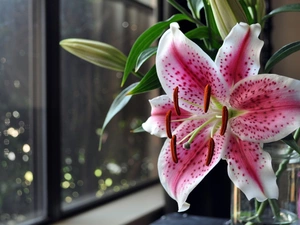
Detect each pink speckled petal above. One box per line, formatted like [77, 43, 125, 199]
[156, 22, 227, 113]
[158, 119, 223, 212]
[223, 133, 278, 201]
[230, 74, 300, 142]
[142, 95, 192, 137]
[215, 23, 263, 91]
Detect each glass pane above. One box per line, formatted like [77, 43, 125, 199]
[0, 0, 46, 224]
[60, 0, 160, 209]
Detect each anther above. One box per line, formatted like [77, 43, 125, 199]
[203, 84, 211, 113]
[220, 106, 228, 135]
[171, 135, 178, 163]
[173, 86, 181, 116]
[206, 138, 215, 166]
[165, 110, 172, 139]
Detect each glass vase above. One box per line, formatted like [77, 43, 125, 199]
[230, 141, 300, 225]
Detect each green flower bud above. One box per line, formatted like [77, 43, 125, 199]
[60, 39, 127, 72]
[209, 0, 247, 39]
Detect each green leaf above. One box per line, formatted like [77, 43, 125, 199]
[167, 0, 204, 26]
[60, 38, 127, 71]
[202, 0, 221, 49]
[262, 3, 300, 22]
[185, 26, 209, 39]
[282, 134, 300, 154]
[98, 83, 138, 150]
[238, 0, 255, 24]
[127, 66, 161, 95]
[122, 13, 191, 87]
[135, 47, 157, 72]
[264, 41, 300, 73]
[187, 0, 204, 19]
[185, 26, 221, 48]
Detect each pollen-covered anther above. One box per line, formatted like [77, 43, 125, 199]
[165, 110, 172, 139]
[205, 138, 215, 166]
[203, 84, 211, 113]
[173, 86, 181, 116]
[171, 135, 178, 163]
[220, 106, 228, 135]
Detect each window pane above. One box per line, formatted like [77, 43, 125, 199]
[60, 0, 160, 209]
[0, 0, 45, 224]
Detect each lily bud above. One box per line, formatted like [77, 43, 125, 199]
[209, 0, 247, 39]
[60, 39, 127, 71]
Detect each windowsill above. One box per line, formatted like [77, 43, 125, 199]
[53, 184, 165, 225]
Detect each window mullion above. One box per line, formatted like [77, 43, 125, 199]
[45, 0, 62, 222]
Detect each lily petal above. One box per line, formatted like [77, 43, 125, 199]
[215, 23, 263, 91]
[223, 132, 278, 201]
[158, 119, 223, 211]
[156, 22, 227, 113]
[142, 95, 191, 138]
[230, 74, 300, 142]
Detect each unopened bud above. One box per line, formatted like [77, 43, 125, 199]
[209, 0, 247, 39]
[60, 39, 127, 71]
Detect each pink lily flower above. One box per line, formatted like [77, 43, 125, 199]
[142, 22, 300, 212]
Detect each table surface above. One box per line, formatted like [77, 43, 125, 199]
[150, 213, 229, 225]
[150, 213, 300, 225]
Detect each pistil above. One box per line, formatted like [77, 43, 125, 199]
[171, 135, 178, 163]
[181, 117, 216, 149]
[203, 84, 211, 113]
[165, 110, 172, 138]
[173, 86, 181, 116]
[206, 138, 215, 166]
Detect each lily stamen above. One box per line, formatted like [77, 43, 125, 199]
[205, 138, 215, 166]
[171, 135, 178, 163]
[165, 110, 172, 138]
[220, 106, 228, 135]
[203, 84, 211, 113]
[173, 86, 181, 116]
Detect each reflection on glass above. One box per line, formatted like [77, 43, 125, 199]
[0, 0, 45, 224]
[60, 0, 160, 209]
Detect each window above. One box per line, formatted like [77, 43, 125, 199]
[0, 0, 46, 224]
[59, 0, 160, 210]
[0, 0, 160, 224]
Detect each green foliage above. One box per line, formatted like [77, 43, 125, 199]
[98, 83, 138, 150]
[128, 66, 160, 95]
[187, 0, 204, 19]
[264, 41, 300, 73]
[262, 3, 300, 23]
[121, 13, 192, 86]
[135, 47, 157, 72]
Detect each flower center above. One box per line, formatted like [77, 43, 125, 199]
[165, 85, 229, 165]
